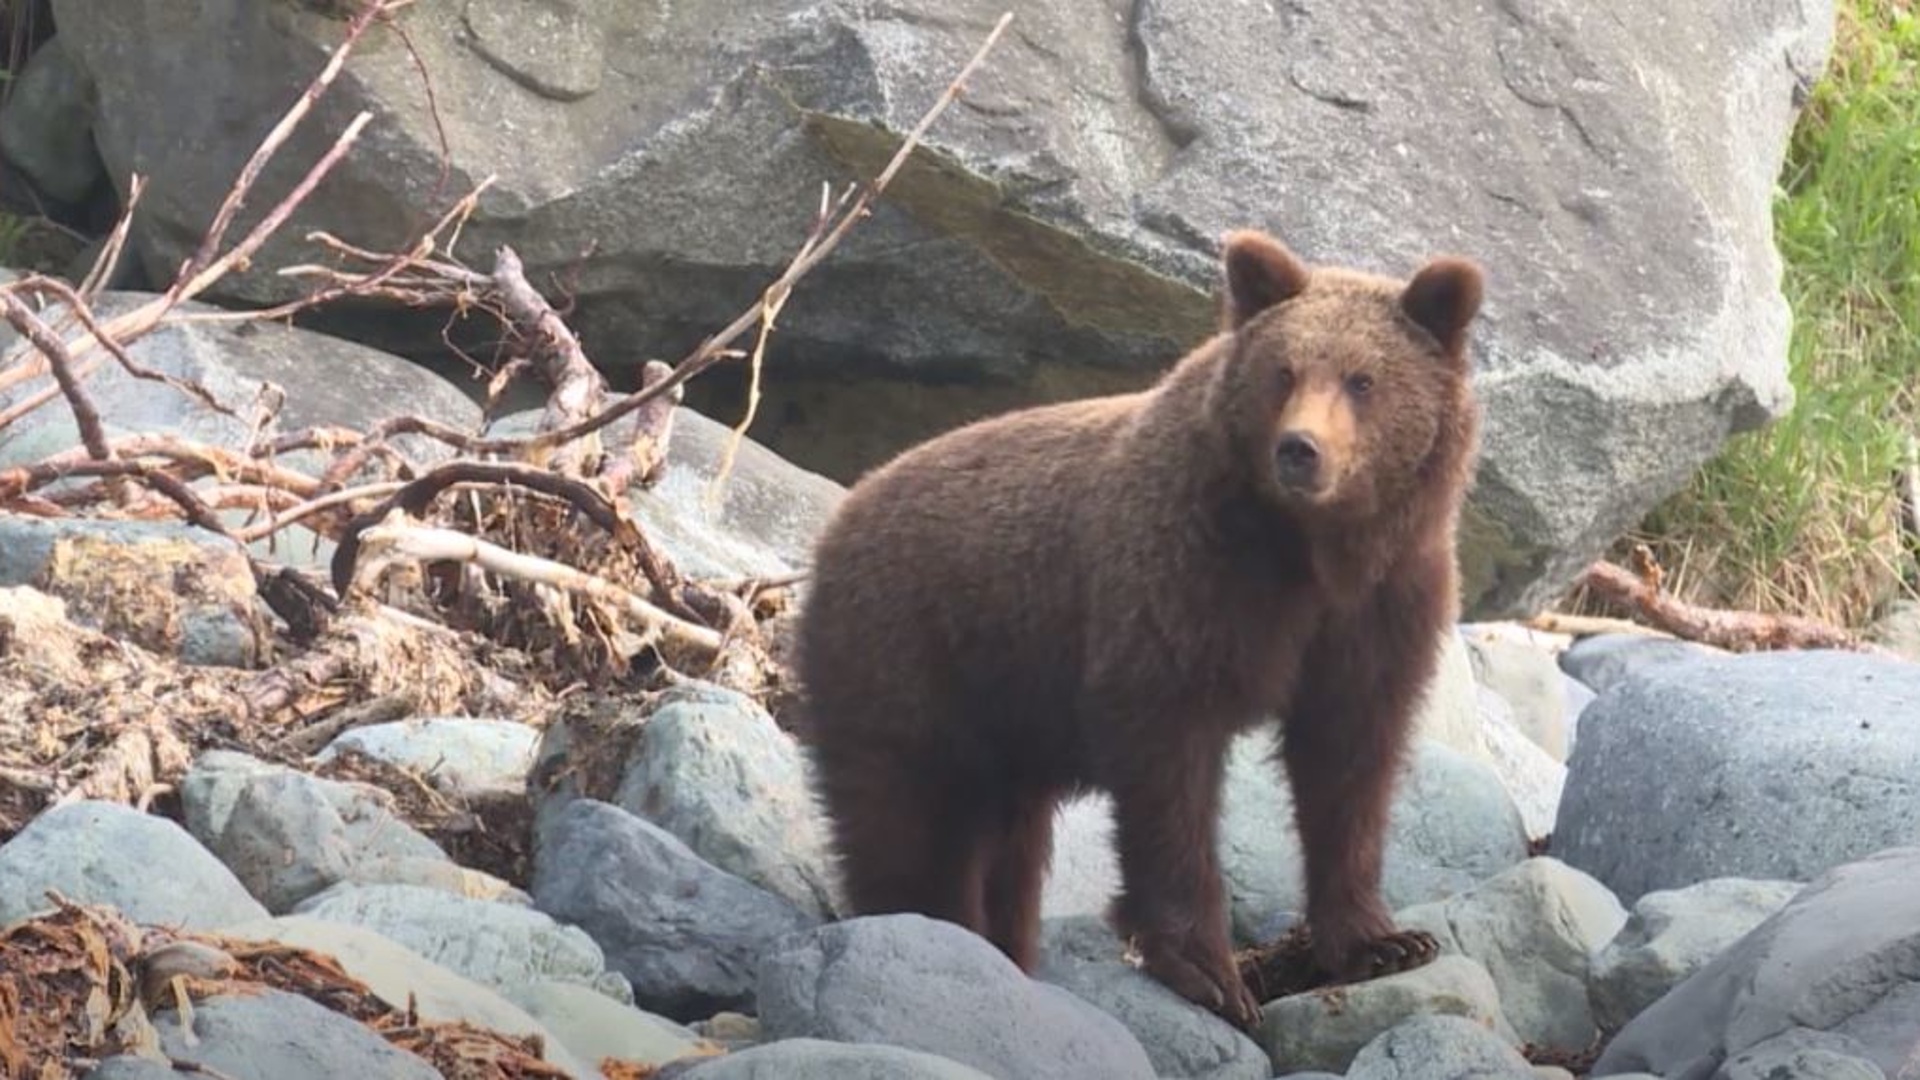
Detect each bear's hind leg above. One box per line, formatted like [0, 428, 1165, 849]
[813, 739, 994, 938]
[980, 789, 1059, 972]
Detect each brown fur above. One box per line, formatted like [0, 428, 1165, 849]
[791, 229, 1484, 1028]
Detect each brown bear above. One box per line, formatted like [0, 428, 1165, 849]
[790, 228, 1483, 1029]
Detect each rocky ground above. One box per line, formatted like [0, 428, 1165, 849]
[1, 266, 1918, 1080]
[1, 4, 1914, 1077]
[3, 418, 1919, 1079]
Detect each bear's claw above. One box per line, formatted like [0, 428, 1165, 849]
[1352, 928, 1441, 979]
[1133, 928, 1263, 1031]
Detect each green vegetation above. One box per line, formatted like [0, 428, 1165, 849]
[1627, 0, 1920, 628]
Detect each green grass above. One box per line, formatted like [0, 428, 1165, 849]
[1624, 0, 1920, 628]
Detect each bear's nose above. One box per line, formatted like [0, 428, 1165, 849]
[1275, 432, 1321, 474]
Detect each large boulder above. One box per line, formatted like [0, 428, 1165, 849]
[1553, 650, 1920, 905]
[1592, 845, 1920, 1078]
[46, 0, 1834, 614]
[756, 913, 1157, 1080]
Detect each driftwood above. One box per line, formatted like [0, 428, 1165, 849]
[1573, 548, 1880, 653]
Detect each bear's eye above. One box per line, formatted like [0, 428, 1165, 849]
[1275, 368, 1296, 394]
[1345, 373, 1375, 396]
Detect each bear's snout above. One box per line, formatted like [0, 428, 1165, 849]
[1274, 430, 1325, 492]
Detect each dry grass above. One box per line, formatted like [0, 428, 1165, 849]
[1620, 0, 1920, 628]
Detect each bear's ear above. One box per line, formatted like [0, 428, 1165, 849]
[1222, 230, 1310, 330]
[1400, 256, 1484, 355]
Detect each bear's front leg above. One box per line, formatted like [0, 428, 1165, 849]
[1280, 591, 1448, 983]
[1101, 723, 1260, 1029]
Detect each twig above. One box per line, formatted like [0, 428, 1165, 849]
[180, 111, 377, 304]
[280, 693, 415, 756]
[1522, 612, 1677, 640]
[78, 173, 147, 299]
[596, 359, 681, 494]
[327, 460, 661, 594]
[11, 274, 239, 417]
[181, 0, 395, 286]
[1579, 559, 1880, 653]
[0, 291, 113, 461]
[189, 179, 500, 325]
[349, 515, 724, 656]
[491, 245, 605, 475]
[1, 436, 325, 502]
[233, 480, 409, 542]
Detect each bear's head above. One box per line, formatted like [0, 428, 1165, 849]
[1211, 230, 1483, 521]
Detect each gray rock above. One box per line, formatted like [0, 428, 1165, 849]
[462, 0, 604, 102]
[689, 1011, 762, 1051]
[0, 35, 102, 203]
[179, 751, 456, 912]
[1039, 792, 1121, 920]
[1036, 917, 1270, 1080]
[1396, 857, 1626, 1049]
[758, 913, 1156, 1080]
[615, 682, 837, 917]
[180, 750, 280, 841]
[1593, 845, 1920, 1078]
[1712, 1029, 1889, 1080]
[1415, 629, 1494, 761]
[1475, 686, 1568, 840]
[1553, 650, 1920, 903]
[0, 799, 267, 929]
[81, 1059, 181, 1080]
[1589, 877, 1804, 1034]
[508, 978, 712, 1071]
[1562, 676, 1597, 750]
[0, 287, 483, 569]
[1223, 736, 1530, 942]
[0, 516, 261, 668]
[531, 798, 817, 1021]
[291, 882, 619, 1002]
[222, 913, 594, 1076]
[1345, 1015, 1536, 1080]
[317, 717, 540, 800]
[1555, 633, 1720, 696]
[1463, 628, 1572, 760]
[152, 988, 441, 1079]
[1256, 955, 1517, 1075]
[676, 1038, 996, 1080]
[49, 0, 1833, 615]
[334, 853, 529, 904]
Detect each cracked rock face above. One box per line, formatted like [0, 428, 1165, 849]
[49, 0, 1833, 614]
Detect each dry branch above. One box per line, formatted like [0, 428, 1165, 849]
[348, 514, 724, 658]
[0, 290, 112, 462]
[1578, 557, 1879, 653]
